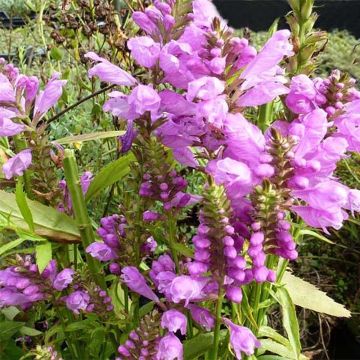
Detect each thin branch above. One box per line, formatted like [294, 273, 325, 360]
[46, 84, 115, 124]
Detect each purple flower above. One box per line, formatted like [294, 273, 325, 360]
[16, 75, 39, 105]
[168, 275, 206, 305]
[226, 286, 243, 303]
[285, 74, 318, 114]
[156, 333, 183, 360]
[85, 52, 137, 86]
[161, 309, 187, 335]
[0, 117, 25, 136]
[0, 73, 16, 103]
[132, 11, 157, 35]
[0, 288, 30, 308]
[143, 210, 161, 222]
[224, 319, 260, 359]
[65, 290, 90, 314]
[187, 304, 215, 331]
[127, 85, 161, 121]
[2, 149, 32, 179]
[33, 73, 67, 120]
[186, 77, 225, 102]
[53, 269, 75, 291]
[141, 236, 157, 254]
[128, 36, 161, 68]
[86, 242, 118, 261]
[121, 266, 159, 302]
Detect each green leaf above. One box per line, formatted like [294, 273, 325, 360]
[172, 242, 194, 258]
[15, 178, 34, 232]
[0, 238, 26, 256]
[89, 327, 106, 357]
[282, 271, 351, 317]
[258, 326, 290, 347]
[0, 190, 80, 243]
[139, 301, 155, 318]
[0, 321, 24, 340]
[1, 307, 20, 321]
[258, 356, 291, 360]
[35, 242, 52, 273]
[85, 153, 135, 201]
[274, 287, 301, 359]
[183, 331, 227, 359]
[55, 131, 125, 145]
[299, 229, 334, 244]
[19, 326, 42, 336]
[50, 47, 63, 61]
[65, 320, 99, 332]
[260, 339, 308, 360]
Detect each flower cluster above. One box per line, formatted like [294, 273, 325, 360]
[0, 59, 66, 179]
[0, 257, 73, 309]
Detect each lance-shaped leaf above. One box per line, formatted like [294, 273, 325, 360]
[282, 271, 351, 318]
[55, 130, 125, 145]
[0, 190, 80, 243]
[85, 152, 135, 202]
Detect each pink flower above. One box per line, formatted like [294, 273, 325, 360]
[186, 77, 225, 102]
[121, 266, 159, 302]
[85, 52, 137, 86]
[161, 309, 187, 335]
[187, 304, 215, 331]
[65, 290, 90, 314]
[33, 73, 66, 120]
[224, 319, 260, 359]
[285, 74, 317, 114]
[128, 36, 161, 68]
[156, 333, 183, 360]
[53, 269, 75, 291]
[127, 85, 161, 121]
[2, 149, 32, 179]
[168, 275, 206, 305]
[0, 117, 25, 136]
[86, 242, 118, 261]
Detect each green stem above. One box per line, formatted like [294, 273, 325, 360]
[63, 149, 105, 288]
[211, 288, 224, 360]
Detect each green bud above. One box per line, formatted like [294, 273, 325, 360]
[288, 0, 300, 13]
[300, 0, 314, 20]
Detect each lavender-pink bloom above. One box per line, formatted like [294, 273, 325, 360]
[86, 52, 137, 86]
[168, 275, 205, 305]
[186, 77, 225, 102]
[0, 117, 25, 136]
[0, 73, 16, 103]
[86, 242, 118, 261]
[285, 74, 317, 114]
[187, 304, 215, 331]
[33, 73, 66, 119]
[127, 85, 161, 121]
[65, 290, 90, 314]
[224, 319, 261, 359]
[128, 36, 161, 68]
[2, 149, 32, 179]
[121, 266, 159, 302]
[156, 333, 183, 360]
[53, 269, 75, 291]
[161, 309, 187, 335]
